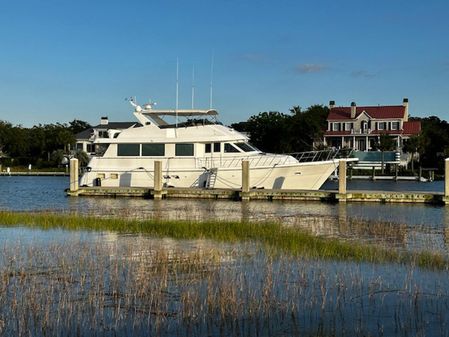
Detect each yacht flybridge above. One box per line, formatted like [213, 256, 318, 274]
[80, 100, 343, 190]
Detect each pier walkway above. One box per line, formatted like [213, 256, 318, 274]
[66, 186, 446, 204]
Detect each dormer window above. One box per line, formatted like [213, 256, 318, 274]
[361, 121, 368, 131]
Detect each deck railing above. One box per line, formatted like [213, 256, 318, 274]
[197, 149, 351, 169]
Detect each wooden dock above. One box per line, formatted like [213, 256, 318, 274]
[0, 172, 68, 176]
[66, 186, 446, 204]
[66, 158, 449, 205]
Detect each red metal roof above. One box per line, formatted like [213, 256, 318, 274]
[328, 105, 406, 120]
[402, 121, 421, 135]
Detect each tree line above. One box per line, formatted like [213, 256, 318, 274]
[231, 106, 449, 172]
[0, 120, 91, 168]
[231, 105, 329, 153]
[1, 105, 449, 172]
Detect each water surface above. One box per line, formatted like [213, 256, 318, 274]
[1, 176, 449, 254]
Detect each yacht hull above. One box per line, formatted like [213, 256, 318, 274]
[80, 158, 339, 190]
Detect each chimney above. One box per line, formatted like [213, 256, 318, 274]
[402, 98, 409, 122]
[350, 102, 356, 119]
[100, 116, 109, 125]
[329, 100, 335, 109]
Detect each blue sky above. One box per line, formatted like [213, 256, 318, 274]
[0, 0, 448, 126]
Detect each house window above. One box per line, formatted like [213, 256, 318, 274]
[332, 123, 340, 131]
[117, 144, 140, 156]
[391, 122, 399, 130]
[378, 122, 385, 130]
[142, 144, 165, 156]
[175, 143, 194, 156]
[345, 123, 353, 131]
[86, 144, 94, 153]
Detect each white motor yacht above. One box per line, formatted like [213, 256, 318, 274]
[80, 100, 343, 190]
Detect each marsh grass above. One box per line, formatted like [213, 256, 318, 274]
[0, 210, 446, 270]
[1, 238, 449, 337]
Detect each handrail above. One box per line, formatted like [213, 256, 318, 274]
[87, 149, 352, 171]
[196, 149, 351, 169]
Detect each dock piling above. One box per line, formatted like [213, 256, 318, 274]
[241, 160, 250, 201]
[154, 161, 163, 199]
[69, 158, 79, 192]
[337, 160, 347, 202]
[445, 159, 449, 204]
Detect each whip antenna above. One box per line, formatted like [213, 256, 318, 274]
[191, 65, 195, 109]
[209, 52, 214, 109]
[176, 58, 179, 128]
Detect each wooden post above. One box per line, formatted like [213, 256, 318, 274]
[338, 160, 347, 196]
[371, 166, 376, 181]
[154, 160, 163, 199]
[445, 159, 449, 204]
[69, 158, 79, 192]
[241, 160, 250, 201]
[394, 164, 398, 181]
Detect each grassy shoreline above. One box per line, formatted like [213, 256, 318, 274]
[0, 210, 446, 269]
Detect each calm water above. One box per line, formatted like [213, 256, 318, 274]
[1, 176, 449, 253]
[2, 176, 449, 336]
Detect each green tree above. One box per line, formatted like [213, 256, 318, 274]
[74, 150, 90, 167]
[418, 116, 449, 171]
[402, 135, 425, 173]
[69, 119, 92, 134]
[288, 105, 328, 152]
[234, 111, 290, 153]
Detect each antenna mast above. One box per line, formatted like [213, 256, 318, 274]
[176, 58, 179, 128]
[209, 52, 214, 109]
[191, 65, 195, 109]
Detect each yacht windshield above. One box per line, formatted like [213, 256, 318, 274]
[235, 142, 257, 152]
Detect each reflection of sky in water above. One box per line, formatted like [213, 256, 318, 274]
[1, 229, 449, 337]
[1, 176, 449, 253]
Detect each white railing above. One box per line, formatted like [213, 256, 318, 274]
[197, 149, 349, 169]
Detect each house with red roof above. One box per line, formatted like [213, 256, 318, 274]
[323, 98, 421, 152]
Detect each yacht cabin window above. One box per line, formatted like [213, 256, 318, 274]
[96, 144, 109, 156]
[205, 142, 221, 153]
[175, 143, 194, 156]
[142, 143, 165, 156]
[224, 143, 240, 153]
[117, 144, 140, 156]
[205, 143, 212, 153]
